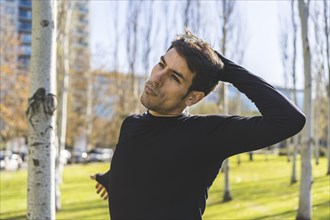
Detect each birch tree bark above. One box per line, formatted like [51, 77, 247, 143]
[218, 0, 236, 202]
[26, 0, 57, 219]
[297, 1, 313, 219]
[311, 3, 326, 167]
[291, 0, 299, 184]
[55, 0, 72, 211]
[323, 0, 330, 176]
[279, 9, 291, 163]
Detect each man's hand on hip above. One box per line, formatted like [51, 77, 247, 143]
[90, 174, 108, 200]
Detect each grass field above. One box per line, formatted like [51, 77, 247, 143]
[0, 154, 329, 220]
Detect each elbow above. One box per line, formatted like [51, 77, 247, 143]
[290, 110, 306, 136]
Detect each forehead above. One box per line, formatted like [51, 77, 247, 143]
[163, 48, 194, 81]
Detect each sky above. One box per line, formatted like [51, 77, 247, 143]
[90, 0, 304, 89]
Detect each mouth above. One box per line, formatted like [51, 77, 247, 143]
[145, 84, 158, 96]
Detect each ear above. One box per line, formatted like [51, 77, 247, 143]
[185, 91, 205, 106]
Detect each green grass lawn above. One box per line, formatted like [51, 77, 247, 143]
[1, 154, 329, 220]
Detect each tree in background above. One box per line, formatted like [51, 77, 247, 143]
[0, 8, 29, 144]
[26, 0, 57, 219]
[141, 1, 154, 79]
[162, 1, 171, 52]
[65, 1, 91, 150]
[88, 69, 147, 149]
[297, 0, 313, 219]
[126, 1, 141, 114]
[279, 7, 292, 163]
[311, 1, 327, 166]
[110, 1, 129, 131]
[182, 0, 201, 35]
[290, 0, 300, 184]
[323, 0, 330, 176]
[55, 0, 72, 211]
[217, 0, 237, 202]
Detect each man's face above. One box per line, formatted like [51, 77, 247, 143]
[140, 48, 194, 116]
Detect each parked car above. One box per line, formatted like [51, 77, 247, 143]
[0, 150, 23, 171]
[87, 148, 113, 163]
[68, 150, 88, 164]
[0, 151, 5, 170]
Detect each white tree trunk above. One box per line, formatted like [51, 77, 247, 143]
[291, 137, 298, 184]
[55, 1, 72, 210]
[221, 83, 232, 201]
[287, 139, 291, 163]
[237, 154, 241, 166]
[223, 158, 232, 201]
[313, 98, 319, 166]
[323, 0, 330, 176]
[86, 70, 93, 150]
[290, 0, 299, 184]
[219, 0, 236, 202]
[26, 0, 57, 219]
[297, 1, 312, 219]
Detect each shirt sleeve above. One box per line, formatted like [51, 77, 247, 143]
[94, 117, 130, 193]
[205, 53, 306, 157]
[95, 170, 111, 193]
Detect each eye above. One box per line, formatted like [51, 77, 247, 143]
[171, 74, 180, 83]
[158, 62, 165, 68]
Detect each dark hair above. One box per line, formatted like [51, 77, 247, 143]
[168, 29, 224, 97]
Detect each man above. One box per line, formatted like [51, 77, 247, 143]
[91, 30, 305, 219]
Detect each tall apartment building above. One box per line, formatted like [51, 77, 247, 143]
[0, 0, 90, 70]
[70, 0, 90, 72]
[17, 0, 32, 67]
[0, 0, 32, 67]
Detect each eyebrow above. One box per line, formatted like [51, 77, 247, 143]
[160, 56, 186, 82]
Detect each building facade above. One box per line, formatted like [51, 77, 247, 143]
[0, 0, 90, 70]
[0, 0, 32, 68]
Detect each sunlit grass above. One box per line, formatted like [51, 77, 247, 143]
[0, 154, 329, 220]
[204, 154, 329, 220]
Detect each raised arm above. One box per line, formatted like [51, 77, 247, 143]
[207, 52, 306, 157]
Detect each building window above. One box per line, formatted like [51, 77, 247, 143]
[18, 0, 32, 7]
[18, 22, 32, 31]
[19, 45, 31, 55]
[18, 57, 30, 68]
[19, 10, 32, 19]
[21, 33, 31, 44]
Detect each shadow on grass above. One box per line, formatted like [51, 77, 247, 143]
[313, 175, 330, 183]
[207, 199, 234, 207]
[0, 209, 26, 217]
[59, 199, 107, 212]
[312, 201, 330, 208]
[58, 210, 109, 220]
[209, 174, 329, 198]
[208, 186, 288, 203]
[0, 214, 26, 220]
[251, 201, 329, 220]
[57, 200, 109, 220]
[252, 209, 296, 220]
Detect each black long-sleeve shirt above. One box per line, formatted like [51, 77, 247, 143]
[96, 56, 306, 220]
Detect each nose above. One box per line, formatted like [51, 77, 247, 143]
[151, 69, 166, 86]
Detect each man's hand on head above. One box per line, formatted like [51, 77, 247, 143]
[212, 50, 229, 82]
[90, 174, 109, 200]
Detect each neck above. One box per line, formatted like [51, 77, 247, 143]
[148, 110, 184, 117]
